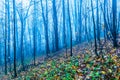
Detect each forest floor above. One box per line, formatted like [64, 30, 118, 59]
[1, 40, 120, 80]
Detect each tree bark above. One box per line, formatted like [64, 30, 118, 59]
[13, 0, 17, 77]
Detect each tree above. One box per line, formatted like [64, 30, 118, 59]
[103, 0, 108, 42]
[91, 0, 98, 56]
[0, 18, 2, 66]
[13, 0, 17, 77]
[7, 0, 11, 72]
[5, 0, 7, 75]
[40, 0, 49, 57]
[33, 0, 38, 65]
[78, 0, 82, 43]
[52, 0, 59, 51]
[73, 0, 77, 42]
[62, 0, 67, 56]
[19, 1, 25, 70]
[96, 0, 100, 45]
[67, 0, 72, 56]
[16, 0, 32, 70]
[84, 5, 89, 42]
[112, 0, 118, 47]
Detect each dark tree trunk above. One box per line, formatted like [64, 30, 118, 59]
[52, 0, 59, 51]
[103, 0, 108, 42]
[40, 0, 49, 57]
[33, 0, 37, 66]
[112, 0, 118, 47]
[67, 0, 72, 56]
[96, 0, 100, 45]
[91, 0, 98, 56]
[13, 0, 17, 77]
[5, 0, 7, 75]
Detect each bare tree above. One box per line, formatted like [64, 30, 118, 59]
[40, 0, 49, 57]
[5, 0, 7, 75]
[67, 0, 72, 56]
[52, 0, 59, 51]
[91, 0, 98, 56]
[112, 0, 118, 47]
[13, 0, 17, 77]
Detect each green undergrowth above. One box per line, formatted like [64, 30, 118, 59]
[14, 51, 120, 80]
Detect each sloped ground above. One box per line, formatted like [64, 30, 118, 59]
[1, 41, 120, 80]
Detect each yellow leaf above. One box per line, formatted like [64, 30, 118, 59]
[115, 76, 120, 80]
[117, 68, 120, 72]
[117, 63, 120, 66]
[54, 75, 60, 79]
[112, 55, 118, 61]
[101, 71, 106, 74]
[77, 55, 81, 58]
[86, 64, 90, 68]
[108, 69, 112, 73]
[77, 72, 83, 76]
[72, 66, 77, 70]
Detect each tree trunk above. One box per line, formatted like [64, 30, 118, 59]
[7, 0, 11, 72]
[67, 0, 72, 56]
[5, 0, 7, 75]
[112, 0, 118, 47]
[96, 0, 100, 45]
[40, 0, 49, 57]
[52, 0, 59, 51]
[91, 0, 98, 56]
[13, 0, 17, 77]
